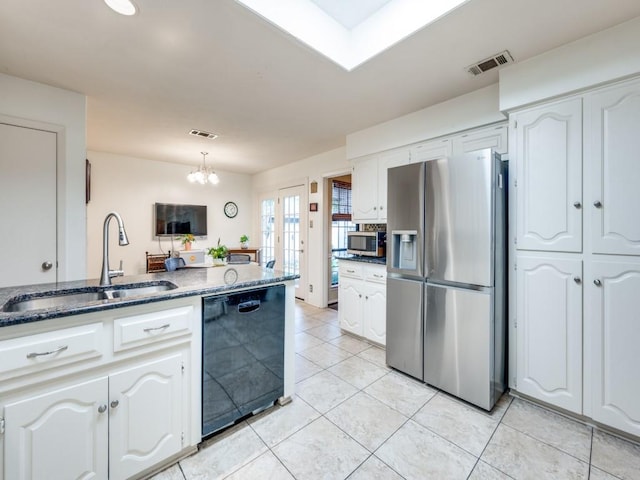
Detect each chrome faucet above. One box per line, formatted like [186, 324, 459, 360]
[100, 211, 130, 286]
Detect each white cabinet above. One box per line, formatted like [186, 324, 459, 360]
[515, 255, 583, 414]
[512, 98, 583, 253]
[338, 261, 387, 345]
[0, 299, 199, 480]
[352, 150, 410, 223]
[512, 77, 640, 436]
[410, 138, 451, 163]
[4, 377, 109, 480]
[452, 124, 508, 155]
[586, 259, 640, 437]
[586, 80, 640, 255]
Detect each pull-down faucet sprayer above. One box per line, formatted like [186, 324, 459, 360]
[100, 211, 129, 286]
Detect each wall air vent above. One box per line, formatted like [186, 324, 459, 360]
[466, 50, 514, 76]
[189, 129, 218, 140]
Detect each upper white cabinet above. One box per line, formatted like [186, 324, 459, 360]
[512, 98, 583, 253]
[411, 138, 452, 163]
[452, 124, 508, 155]
[586, 79, 640, 255]
[352, 149, 409, 223]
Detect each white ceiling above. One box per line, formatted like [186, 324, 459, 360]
[0, 0, 639, 174]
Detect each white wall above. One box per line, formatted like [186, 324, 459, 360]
[0, 73, 87, 281]
[252, 147, 349, 307]
[346, 84, 505, 159]
[86, 151, 253, 279]
[499, 15, 640, 111]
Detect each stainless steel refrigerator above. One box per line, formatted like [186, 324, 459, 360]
[386, 148, 507, 410]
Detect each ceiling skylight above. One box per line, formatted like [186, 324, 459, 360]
[234, 0, 469, 71]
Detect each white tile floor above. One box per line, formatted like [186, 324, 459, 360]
[152, 300, 640, 480]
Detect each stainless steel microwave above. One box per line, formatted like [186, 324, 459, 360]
[347, 231, 386, 257]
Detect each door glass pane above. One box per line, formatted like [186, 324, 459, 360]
[282, 193, 300, 283]
[260, 198, 275, 265]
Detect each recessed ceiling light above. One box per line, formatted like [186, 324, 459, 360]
[104, 0, 137, 16]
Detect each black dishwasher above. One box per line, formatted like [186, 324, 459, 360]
[202, 284, 285, 438]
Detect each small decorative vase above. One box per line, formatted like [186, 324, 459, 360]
[184, 242, 192, 251]
[212, 257, 226, 266]
[240, 242, 248, 249]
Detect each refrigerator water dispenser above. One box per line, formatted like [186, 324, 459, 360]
[391, 230, 418, 271]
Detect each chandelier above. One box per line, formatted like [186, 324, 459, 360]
[187, 152, 219, 185]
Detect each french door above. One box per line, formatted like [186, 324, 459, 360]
[277, 185, 307, 300]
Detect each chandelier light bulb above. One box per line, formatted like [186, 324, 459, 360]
[187, 152, 220, 186]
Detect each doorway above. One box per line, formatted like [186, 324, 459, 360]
[326, 175, 355, 308]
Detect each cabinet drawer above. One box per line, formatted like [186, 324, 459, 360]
[0, 322, 104, 381]
[365, 265, 387, 284]
[113, 306, 193, 352]
[339, 262, 364, 279]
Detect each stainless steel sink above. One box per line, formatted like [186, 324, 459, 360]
[2, 281, 178, 313]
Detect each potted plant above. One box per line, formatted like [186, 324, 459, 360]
[240, 234, 249, 249]
[208, 238, 228, 266]
[179, 233, 195, 251]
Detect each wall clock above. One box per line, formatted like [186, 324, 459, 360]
[224, 201, 238, 218]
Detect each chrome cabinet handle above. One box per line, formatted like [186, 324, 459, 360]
[573, 202, 581, 209]
[594, 200, 602, 208]
[594, 279, 602, 286]
[143, 324, 170, 333]
[574, 277, 581, 284]
[41, 261, 53, 271]
[373, 274, 384, 278]
[111, 400, 119, 408]
[27, 345, 68, 359]
[346, 269, 355, 273]
[98, 405, 107, 414]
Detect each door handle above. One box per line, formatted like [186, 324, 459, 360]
[41, 261, 53, 271]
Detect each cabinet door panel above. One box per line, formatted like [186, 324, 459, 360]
[411, 139, 452, 164]
[352, 157, 378, 222]
[338, 279, 363, 336]
[588, 260, 640, 436]
[588, 81, 640, 255]
[452, 124, 508, 155]
[4, 377, 108, 480]
[515, 98, 582, 252]
[378, 150, 410, 221]
[516, 255, 582, 413]
[363, 284, 386, 345]
[109, 353, 183, 480]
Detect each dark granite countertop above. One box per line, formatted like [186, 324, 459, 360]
[0, 265, 298, 328]
[335, 254, 387, 266]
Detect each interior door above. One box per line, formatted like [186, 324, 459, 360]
[0, 122, 57, 287]
[277, 185, 307, 299]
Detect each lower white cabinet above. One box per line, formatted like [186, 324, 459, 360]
[586, 259, 640, 437]
[338, 261, 387, 345]
[4, 377, 109, 480]
[515, 254, 583, 414]
[0, 299, 199, 480]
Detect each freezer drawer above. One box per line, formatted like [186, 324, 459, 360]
[424, 282, 503, 410]
[386, 276, 423, 381]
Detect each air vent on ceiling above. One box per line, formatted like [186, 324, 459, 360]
[466, 50, 514, 76]
[189, 129, 218, 140]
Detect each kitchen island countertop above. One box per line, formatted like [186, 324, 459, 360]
[0, 265, 298, 328]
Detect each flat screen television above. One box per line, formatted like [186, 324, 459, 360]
[155, 203, 207, 237]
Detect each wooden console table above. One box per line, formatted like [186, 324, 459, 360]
[227, 248, 261, 265]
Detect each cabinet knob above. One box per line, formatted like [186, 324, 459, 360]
[359, 294, 362, 298]
[593, 200, 602, 208]
[110, 400, 120, 409]
[573, 202, 581, 209]
[593, 279, 602, 286]
[41, 261, 53, 271]
[365, 296, 369, 300]
[573, 276, 581, 284]
[98, 405, 107, 414]
[379, 206, 383, 210]
[373, 206, 377, 211]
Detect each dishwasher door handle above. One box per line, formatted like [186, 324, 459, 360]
[238, 299, 261, 313]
